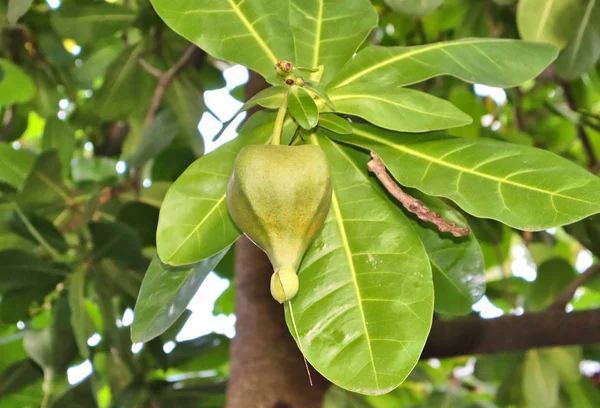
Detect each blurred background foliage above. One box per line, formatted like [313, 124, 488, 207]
[1, 0, 600, 407]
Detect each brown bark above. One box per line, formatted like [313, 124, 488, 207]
[225, 73, 329, 408]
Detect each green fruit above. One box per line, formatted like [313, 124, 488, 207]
[226, 144, 332, 301]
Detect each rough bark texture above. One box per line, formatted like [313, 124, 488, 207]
[225, 73, 329, 408]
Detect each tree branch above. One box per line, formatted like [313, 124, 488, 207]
[143, 45, 199, 129]
[560, 79, 599, 172]
[367, 152, 470, 237]
[423, 308, 600, 359]
[550, 263, 600, 310]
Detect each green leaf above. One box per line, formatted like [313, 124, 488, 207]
[156, 121, 272, 266]
[31, 69, 60, 118]
[150, 0, 293, 82]
[384, 0, 442, 17]
[287, 86, 319, 129]
[213, 284, 234, 315]
[241, 86, 287, 112]
[7, 0, 33, 25]
[50, 3, 136, 45]
[305, 81, 335, 110]
[517, 0, 582, 49]
[71, 157, 118, 183]
[290, 0, 377, 84]
[17, 150, 71, 211]
[336, 124, 600, 230]
[319, 113, 352, 134]
[528, 258, 576, 311]
[89, 222, 146, 267]
[0, 143, 35, 189]
[0, 249, 67, 292]
[0, 360, 43, 398]
[71, 41, 122, 88]
[0, 59, 35, 106]
[68, 267, 94, 359]
[404, 190, 485, 315]
[565, 215, 600, 258]
[126, 110, 179, 167]
[41, 117, 75, 178]
[323, 385, 372, 408]
[522, 349, 560, 408]
[93, 44, 154, 120]
[8, 210, 68, 254]
[286, 135, 433, 395]
[117, 202, 160, 248]
[164, 70, 206, 156]
[327, 85, 472, 132]
[543, 347, 581, 384]
[131, 251, 227, 343]
[328, 39, 558, 89]
[564, 378, 600, 407]
[554, 0, 600, 79]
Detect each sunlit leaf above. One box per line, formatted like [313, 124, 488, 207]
[286, 134, 433, 395]
[517, 0, 582, 49]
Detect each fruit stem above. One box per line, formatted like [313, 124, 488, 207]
[271, 93, 289, 145]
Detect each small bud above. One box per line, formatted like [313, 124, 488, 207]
[270, 266, 299, 303]
[295, 76, 305, 86]
[284, 61, 292, 72]
[285, 78, 295, 86]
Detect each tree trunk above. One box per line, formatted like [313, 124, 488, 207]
[225, 73, 329, 408]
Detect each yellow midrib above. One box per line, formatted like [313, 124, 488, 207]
[535, 0, 555, 41]
[227, 0, 277, 64]
[312, 0, 324, 68]
[334, 39, 514, 88]
[353, 127, 600, 206]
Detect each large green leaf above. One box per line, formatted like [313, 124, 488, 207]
[289, 0, 377, 83]
[554, 0, 600, 79]
[327, 85, 471, 132]
[286, 135, 433, 395]
[0, 144, 35, 189]
[0, 59, 35, 106]
[516, 0, 582, 49]
[156, 120, 273, 266]
[404, 190, 485, 315]
[131, 251, 227, 343]
[384, 0, 442, 17]
[335, 124, 600, 230]
[328, 39, 558, 89]
[41, 117, 75, 178]
[150, 0, 293, 82]
[50, 3, 136, 45]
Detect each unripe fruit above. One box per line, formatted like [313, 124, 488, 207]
[226, 144, 332, 301]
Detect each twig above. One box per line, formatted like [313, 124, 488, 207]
[367, 152, 470, 237]
[559, 79, 599, 171]
[138, 58, 163, 78]
[143, 45, 198, 129]
[550, 263, 600, 310]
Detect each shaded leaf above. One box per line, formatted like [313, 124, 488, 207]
[17, 150, 71, 211]
[328, 39, 558, 89]
[131, 251, 228, 343]
[126, 110, 179, 167]
[555, 0, 600, 79]
[8, 210, 68, 253]
[0, 143, 35, 189]
[528, 258, 576, 311]
[50, 3, 136, 46]
[336, 124, 600, 230]
[327, 84, 472, 132]
[0, 59, 35, 106]
[286, 135, 433, 395]
[7, 0, 33, 25]
[0, 249, 67, 292]
[517, 0, 582, 49]
[385, 0, 443, 17]
[89, 222, 146, 267]
[0, 360, 43, 398]
[117, 202, 160, 248]
[522, 349, 560, 408]
[41, 117, 75, 178]
[68, 267, 94, 359]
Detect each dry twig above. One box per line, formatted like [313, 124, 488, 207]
[367, 152, 470, 237]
